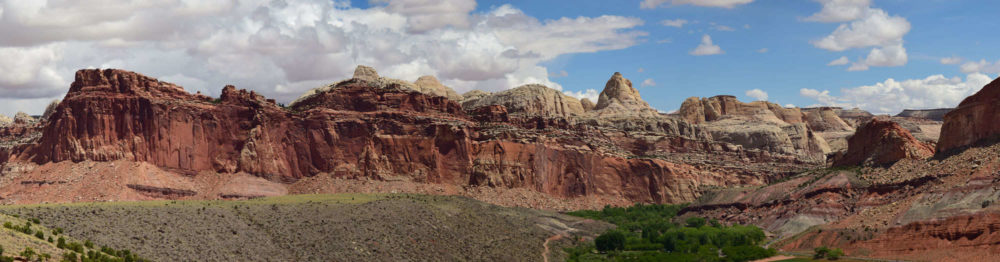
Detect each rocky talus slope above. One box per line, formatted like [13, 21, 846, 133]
[684, 75, 1000, 260]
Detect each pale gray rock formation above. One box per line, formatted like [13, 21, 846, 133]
[592, 72, 658, 117]
[462, 84, 585, 117]
[13, 112, 34, 125]
[413, 75, 462, 101]
[352, 65, 379, 82]
[678, 95, 831, 162]
[580, 98, 595, 111]
[0, 114, 12, 127]
[802, 107, 854, 132]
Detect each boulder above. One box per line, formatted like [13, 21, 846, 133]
[580, 98, 595, 111]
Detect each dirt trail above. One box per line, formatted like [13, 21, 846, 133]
[752, 255, 796, 262]
[542, 234, 563, 262]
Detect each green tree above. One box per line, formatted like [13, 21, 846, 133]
[595, 230, 626, 252]
[62, 252, 77, 262]
[685, 217, 707, 228]
[814, 246, 831, 259]
[827, 248, 844, 260]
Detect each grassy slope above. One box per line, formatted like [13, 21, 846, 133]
[0, 193, 609, 262]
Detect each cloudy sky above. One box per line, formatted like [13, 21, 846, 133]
[0, 0, 997, 116]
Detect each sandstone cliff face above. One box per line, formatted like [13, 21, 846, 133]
[679, 95, 805, 125]
[677, 95, 830, 161]
[462, 84, 584, 117]
[938, 77, 1000, 153]
[895, 108, 952, 121]
[833, 119, 934, 166]
[11, 68, 797, 205]
[802, 107, 853, 132]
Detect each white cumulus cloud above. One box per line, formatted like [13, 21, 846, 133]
[799, 73, 994, 114]
[0, 0, 647, 116]
[563, 89, 599, 103]
[827, 56, 849, 66]
[940, 56, 963, 65]
[641, 78, 657, 87]
[804, 0, 871, 22]
[690, 34, 723, 56]
[807, 1, 910, 71]
[745, 89, 768, 101]
[641, 0, 755, 9]
[660, 19, 688, 28]
[960, 59, 1000, 74]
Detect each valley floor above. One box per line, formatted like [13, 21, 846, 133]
[0, 194, 611, 262]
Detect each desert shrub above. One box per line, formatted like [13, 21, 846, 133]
[62, 252, 77, 262]
[53, 227, 63, 235]
[20, 247, 35, 261]
[30, 218, 40, 224]
[595, 230, 626, 252]
[35, 231, 44, 239]
[685, 217, 707, 228]
[47, 236, 53, 243]
[84, 240, 94, 249]
[2, 222, 10, 229]
[826, 248, 844, 260]
[57, 237, 66, 249]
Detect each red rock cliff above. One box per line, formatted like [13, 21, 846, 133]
[16, 69, 770, 204]
[938, 77, 1000, 153]
[833, 119, 934, 166]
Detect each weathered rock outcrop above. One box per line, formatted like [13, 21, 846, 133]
[895, 108, 952, 121]
[352, 65, 379, 82]
[0, 115, 11, 127]
[836, 107, 875, 127]
[462, 84, 584, 117]
[413, 75, 463, 101]
[679, 95, 805, 125]
[678, 95, 829, 161]
[802, 107, 853, 132]
[592, 72, 658, 117]
[938, 77, 1000, 153]
[580, 98, 595, 111]
[833, 119, 934, 166]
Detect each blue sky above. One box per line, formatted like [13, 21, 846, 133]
[482, 0, 1000, 113]
[0, 0, 997, 116]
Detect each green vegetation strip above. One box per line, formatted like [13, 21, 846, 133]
[564, 203, 777, 262]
